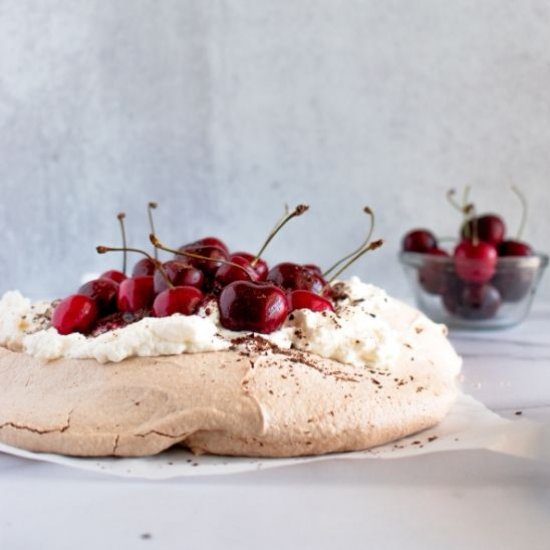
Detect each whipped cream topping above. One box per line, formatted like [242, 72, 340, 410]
[0, 278, 401, 368]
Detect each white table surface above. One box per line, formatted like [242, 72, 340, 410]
[1, 305, 549, 550]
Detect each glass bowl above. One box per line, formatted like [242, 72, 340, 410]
[399, 251, 548, 329]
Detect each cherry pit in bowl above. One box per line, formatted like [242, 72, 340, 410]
[399, 188, 548, 330]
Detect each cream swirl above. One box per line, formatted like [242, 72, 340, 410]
[0, 277, 401, 367]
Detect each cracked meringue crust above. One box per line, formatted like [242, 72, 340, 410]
[0, 299, 461, 458]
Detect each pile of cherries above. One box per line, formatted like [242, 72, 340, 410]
[402, 189, 536, 321]
[52, 204, 380, 336]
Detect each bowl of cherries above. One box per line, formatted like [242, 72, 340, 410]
[399, 190, 548, 329]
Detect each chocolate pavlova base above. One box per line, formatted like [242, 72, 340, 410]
[0, 300, 460, 458]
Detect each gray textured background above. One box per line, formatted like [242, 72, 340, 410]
[1, 0, 549, 301]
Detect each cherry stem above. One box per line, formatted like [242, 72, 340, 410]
[446, 189, 464, 213]
[461, 186, 473, 239]
[463, 203, 478, 245]
[462, 185, 471, 213]
[117, 213, 128, 275]
[148, 202, 158, 261]
[511, 186, 527, 240]
[264, 204, 290, 241]
[251, 204, 309, 267]
[96, 245, 173, 288]
[149, 234, 252, 276]
[448, 187, 475, 239]
[323, 207, 374, 277]
[327, 239, 384, 284]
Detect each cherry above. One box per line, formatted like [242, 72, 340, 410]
[454, 240, 497, 284]
[97, 245, 174, 302]
[176, 245, 229, 277]
[117, 276, 155, 313]
[492, 240, 535, 302]
[152, 286, 204, 317]
[457, 284, 502, 320]
[418, 248, 450, 295]
[441, 274, 465, 315]
[100, 270, 127, 284]
[164, 205, 308, 282]
[303, 264, 323, 277]
[214, 255, 259, 288]
[231, 252, 269, 281]
[461, 214, 506, 246]
[402, 229, 438, 253]
[218, 281, 289, 334]
[289, 290, 334, 312]
[153, 260, 204, 293]
[267, 262, 326, 294]
[151, 236, 263, 292]
[52, 295, 99, 335]
[497, 240, 533, 257]
[181, 237, 229, 255]
[77, 278, 119, 315]
[442, 278, 501, 320]
[492, 268, 534, 303]
[132, 257, 156, 277]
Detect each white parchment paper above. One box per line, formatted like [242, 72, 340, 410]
[0, 393, 548, 479]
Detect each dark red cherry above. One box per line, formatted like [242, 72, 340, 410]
[418, 248, 449, 295]
[176, 245, 228, 277]
[492, 269, 534, 303]
[267, 263, 326, 294]
[153, 261, 204, 294]
[181, 237, 229, 255]
[289, 290, 334, 313]
[402, 229, 438, 253]
[52, 295, 99, 335]
[461, 214, 505, 246]
[497, 240, 534, 257]
[495, 215, 534, 298]
[77, 278, 119, 315]
[492, 254, 536, 302]
[454, 240, 497, 284]
[100, 270, 127, 284]
[303, 264, 323, 277]
[441, 274, 465, 315]
[117, 276, 155, 313]
[152, 286, 204, 317]
[457, 284, 502, 320]
[132, 257, 156, 277]
[215, 255, 259, 288]
[218, 281, 289, 334]
[230, 252, 269, 281]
